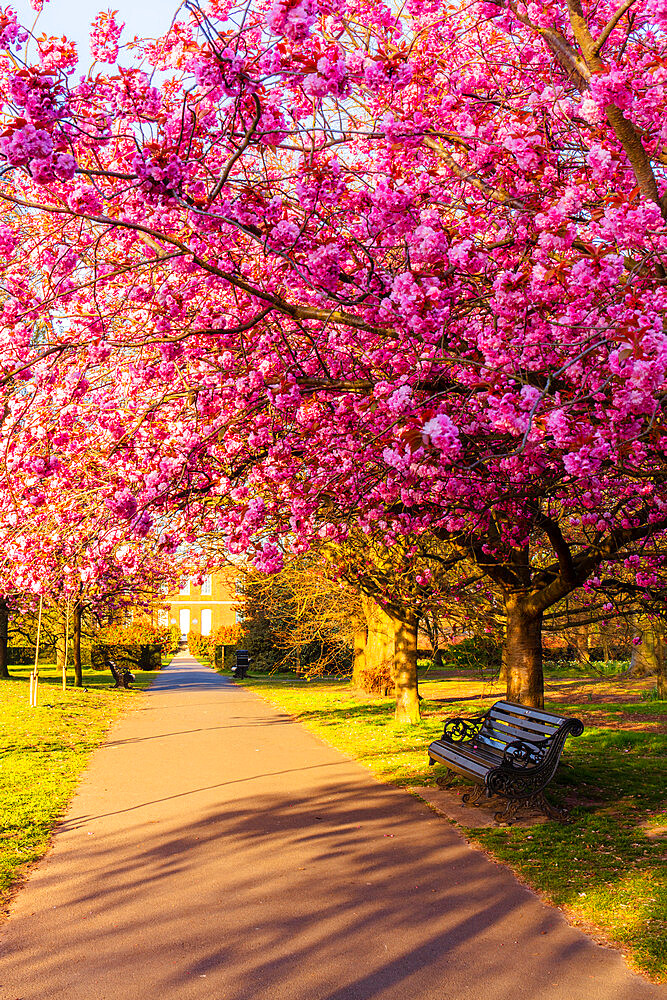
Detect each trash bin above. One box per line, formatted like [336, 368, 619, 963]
[234, 649, 249, 679]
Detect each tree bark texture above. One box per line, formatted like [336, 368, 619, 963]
[73, 603, 83, 688]
[352, 627, 368, 687]
[505, 598, 544, 708]
[393, 614, 420, 724]
[0, 598, 9, 679]
[353, 595, 421, 720]
[354, 595, 394, 695]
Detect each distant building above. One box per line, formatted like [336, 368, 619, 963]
[158, 569, 241, 638]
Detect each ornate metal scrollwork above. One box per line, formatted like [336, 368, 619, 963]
[502, 737, 549, 769]
[441, 716, 484, 742]
[461, 784, 487, 807]
[566, 718, 585, 738]
[493, 791, 571, 824]
[486, 765, 552, 800]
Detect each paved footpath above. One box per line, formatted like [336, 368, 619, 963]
[0, 654, 663, 1000]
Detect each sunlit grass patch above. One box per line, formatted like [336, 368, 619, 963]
[0, 662, 160, 911]
[240, 672, 666, 982]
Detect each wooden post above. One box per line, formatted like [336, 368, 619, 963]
[73, 601, 83, 687]
[62, 595, 71, 691]
[30, 595, 43, 708]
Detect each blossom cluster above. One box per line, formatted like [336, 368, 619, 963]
[0, 0, 665, 645]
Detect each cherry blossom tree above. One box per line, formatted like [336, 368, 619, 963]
[2, 0, 667, 708]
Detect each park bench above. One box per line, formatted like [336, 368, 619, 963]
[109, 659, 135, 689]
[428, 700, 584, 823]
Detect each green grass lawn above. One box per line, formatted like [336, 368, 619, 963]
[0, 661, 161, 913]
[237, 672, 667, 982]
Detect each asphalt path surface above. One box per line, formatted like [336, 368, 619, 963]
[0, 653, 663, 1000]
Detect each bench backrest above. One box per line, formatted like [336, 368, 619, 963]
[475, 701, 573, 754]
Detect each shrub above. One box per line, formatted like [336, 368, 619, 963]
[166, 624, 181, 655]
[215, 625, 242, 645]
[7, 646, 56, 665]
[640, 687, 665, 702]
[188, 625, 242, 664]
[543, 658, 629, 677]
[187, 631, 212, 659]
[100, 621, 173, 655]
[355, 659, 393, 696]
[91, 643, 161, 671]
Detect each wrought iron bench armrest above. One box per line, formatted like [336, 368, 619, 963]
[441, 715, 485, 742]
[501, 737, 550, 769]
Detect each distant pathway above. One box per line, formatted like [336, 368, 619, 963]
[0, 653, 662, 1000]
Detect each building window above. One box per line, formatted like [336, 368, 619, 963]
[235, 610, 243, 624]
[201, 609, 212, 636]
[201, 575, 212, 596]
[179, 580, 191, 596]
[157, 609, 168, 627]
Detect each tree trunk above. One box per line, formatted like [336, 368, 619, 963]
[355, 595, 394, 695]
[657, 630, 666, 699]
[0, 598, 9, 679]
[505, 597, 544, 708]
[352, 627, 368, 688]
[630, 621, 659, 677]
[73, 603, 83, 687]
[393, 614, 420, 724]
[655, 622, 667, 698]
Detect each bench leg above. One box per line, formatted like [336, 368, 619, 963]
[435, 769, 455, 790]
[532, 791, 571, 823]
[461, 784, 486, 807]
[493, 798, 521, 824]
[494, 792, 571, 825]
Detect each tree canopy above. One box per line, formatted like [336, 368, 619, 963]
[1, 0, 667, 705]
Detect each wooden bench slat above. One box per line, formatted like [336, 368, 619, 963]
[429, 744, 488, 770]
[491, 703, 560, 726]
[483, 717, 555, 742]
[428, 742, 498, 776]
[476, 733, 517, 753]
[491, 706, 559, 728]
[488, 713, 558, 739]
[491, 701, 572, 726]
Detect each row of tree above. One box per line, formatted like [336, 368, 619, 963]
[1, 1, 667, 717]
[0, 593, 182, 685]
[238, 546, 667, 716]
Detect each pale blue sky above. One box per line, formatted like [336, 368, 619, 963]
[12, 0, 183, 67]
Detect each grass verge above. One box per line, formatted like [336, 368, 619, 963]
[0, 661, 161, 913]
[237, 672, 666, 982]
